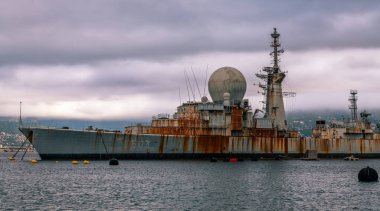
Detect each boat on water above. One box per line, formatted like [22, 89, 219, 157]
[19, 28, 380, 160]
[344, 155, 359, 161]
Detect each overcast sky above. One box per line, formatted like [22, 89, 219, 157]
[0, 0, 379, 120]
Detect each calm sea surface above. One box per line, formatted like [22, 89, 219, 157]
[1, 152, 380, 210]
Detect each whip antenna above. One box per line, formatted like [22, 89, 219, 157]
[203, 65, 208, 96]
[185, 69, 196, 101]
[184, 70, 191, 102]
[191, 66, 202, 99]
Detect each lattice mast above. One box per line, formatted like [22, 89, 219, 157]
[255, 28, 288, 130]
[349, 90, 358, 122]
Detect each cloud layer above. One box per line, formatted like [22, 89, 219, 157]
[0, 0, 379, 119]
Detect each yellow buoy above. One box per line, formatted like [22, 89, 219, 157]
[8, 157, 15, 161]
[31, 159, 38, 163]
[83, 160, 90, 164]
[72, 160, 79, 164]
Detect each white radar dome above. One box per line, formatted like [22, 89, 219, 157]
[208, 67, 247, 105]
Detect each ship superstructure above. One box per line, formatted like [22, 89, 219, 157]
[133, 66, 254, 137]
[312, 90, 380, 142]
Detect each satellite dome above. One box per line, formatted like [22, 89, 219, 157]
[208, 67, 247, 105]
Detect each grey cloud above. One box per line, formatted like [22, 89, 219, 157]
[0, 0, 380, 66]
[2, 60, 193, 103]
[0, 0, 380, 118]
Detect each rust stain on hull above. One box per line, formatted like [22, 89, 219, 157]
[194, 136, 229, 154]
[183, 136, 189, 153]
[159, 135, 165, 154]
[284, 138, 288, 155]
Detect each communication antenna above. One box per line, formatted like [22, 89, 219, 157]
[184, 70, 191, 102]
[178, 87, 182, 105]
[184, 70, 195, 102]
[203, 65, 208, 97]
[191, 66, 202, 99]
[282, 92, 296, 98]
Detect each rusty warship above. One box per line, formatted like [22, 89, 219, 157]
[19, 28, 380, 160]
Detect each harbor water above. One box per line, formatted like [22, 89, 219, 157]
[1, 153, 380, 210]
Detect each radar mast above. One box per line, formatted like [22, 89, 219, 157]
[349, 90, 358, 122]
[255, 28, 288, 130]
[271, 28, 282, 71]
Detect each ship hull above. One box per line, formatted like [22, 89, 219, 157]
[20, 127, 380, 160]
